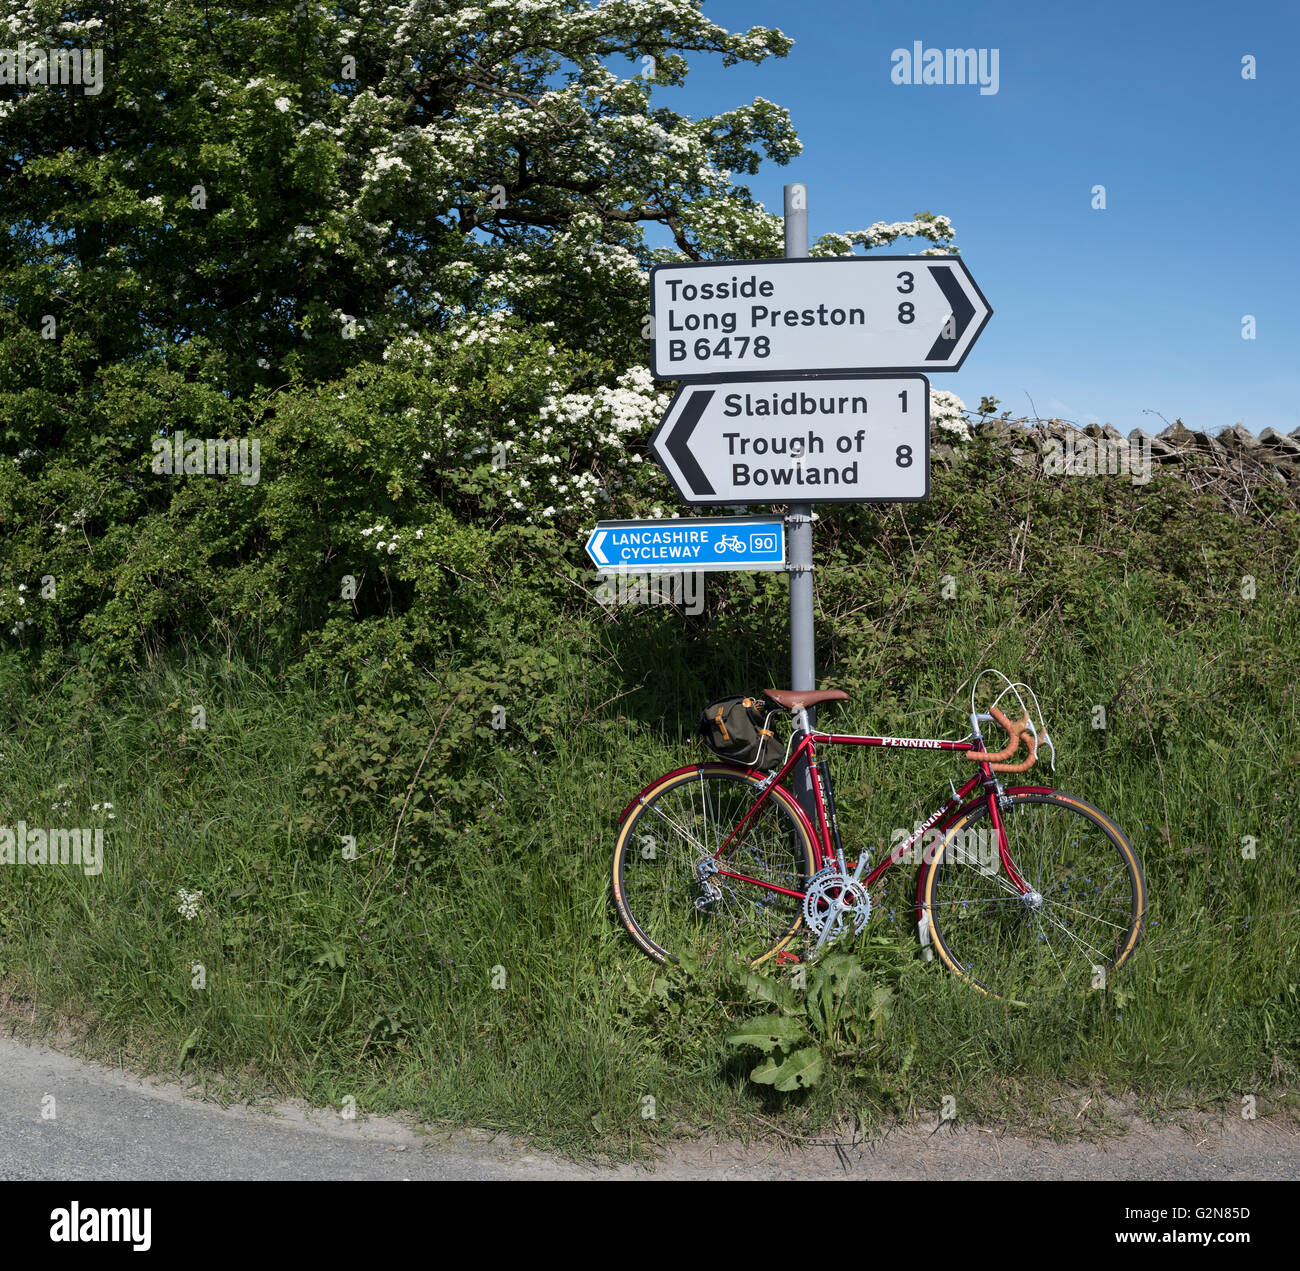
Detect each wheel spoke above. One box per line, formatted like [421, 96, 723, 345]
[1036, 913, 1071, 985]
[1038, 908, 1110, 964]
[1044, 899, 1131, 933]
[642, 799, 707, 855]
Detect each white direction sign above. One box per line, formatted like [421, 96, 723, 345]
[650, 375, 929, 506]
[650, 256, 990, 379]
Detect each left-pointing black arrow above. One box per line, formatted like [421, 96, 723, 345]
[666, 389, 716, 496]
[924, 264, 975, 362]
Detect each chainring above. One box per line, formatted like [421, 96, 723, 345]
[802, 867, 872, 952]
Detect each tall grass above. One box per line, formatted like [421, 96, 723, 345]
[0, 455, 1296, 1154]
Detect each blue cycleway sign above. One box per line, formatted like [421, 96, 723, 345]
[584, 516, 786, 574]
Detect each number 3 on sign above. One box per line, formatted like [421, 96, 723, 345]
[894, 270, 921, 327]
[897, 272, 916, 323]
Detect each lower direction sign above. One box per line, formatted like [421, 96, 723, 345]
[584, 515, 786, 574]
[650, 374, 929, 505]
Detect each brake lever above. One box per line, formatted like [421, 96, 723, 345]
[1024, 720, 1056, 772]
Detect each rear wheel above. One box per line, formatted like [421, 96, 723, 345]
[921, 790, 1145, 1004]
[613, 765, 816, 967]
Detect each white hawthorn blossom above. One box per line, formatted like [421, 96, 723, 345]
[931, 390, 972, 442]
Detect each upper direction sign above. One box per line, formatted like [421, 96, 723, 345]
[650, 375, 929, 506]
[650, 256, 991, 380]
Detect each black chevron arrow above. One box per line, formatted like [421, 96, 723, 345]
[924, 264, 975, 362]
[666, 389, 716, 495]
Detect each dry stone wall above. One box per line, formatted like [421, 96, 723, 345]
[936, 418, 1300, 498]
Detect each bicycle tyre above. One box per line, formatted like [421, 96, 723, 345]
[613, 764, 817, 967]
[921, 789, 1145, 1004]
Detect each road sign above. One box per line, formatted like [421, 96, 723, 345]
[584, 516, 786, 574]
[649, 375, 929, 506]
[649, 256, 991, 379]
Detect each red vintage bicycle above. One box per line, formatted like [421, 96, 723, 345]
[612, 671, 1146, 1003]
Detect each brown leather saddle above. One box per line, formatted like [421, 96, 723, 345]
[762, 688, 849, 711]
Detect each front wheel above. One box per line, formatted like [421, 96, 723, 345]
[613, 764, 817, 967]
[921, 790, 1146, 1004]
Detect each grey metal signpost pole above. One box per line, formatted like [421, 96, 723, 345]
[643, 188, 983, 839]
[783, 183, 819, 825]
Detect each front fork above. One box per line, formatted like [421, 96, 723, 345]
[985, 779, 1031, 895]
[966, 710, 1032, 895]
[915, 772, 1043, 950]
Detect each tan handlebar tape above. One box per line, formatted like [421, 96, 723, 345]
[965, 705, 1037, 771]
[964, 706, 1025, 762]
[990, 725, 1038, 773]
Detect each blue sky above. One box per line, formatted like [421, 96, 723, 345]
[644, 0, 1298, 436]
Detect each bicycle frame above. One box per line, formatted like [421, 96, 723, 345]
[618, 720, 1055, 919]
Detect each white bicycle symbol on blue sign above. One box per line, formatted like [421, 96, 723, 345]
[716, 535, 747, 553]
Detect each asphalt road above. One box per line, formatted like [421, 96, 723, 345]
[3, 1036, 1297, 1181]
